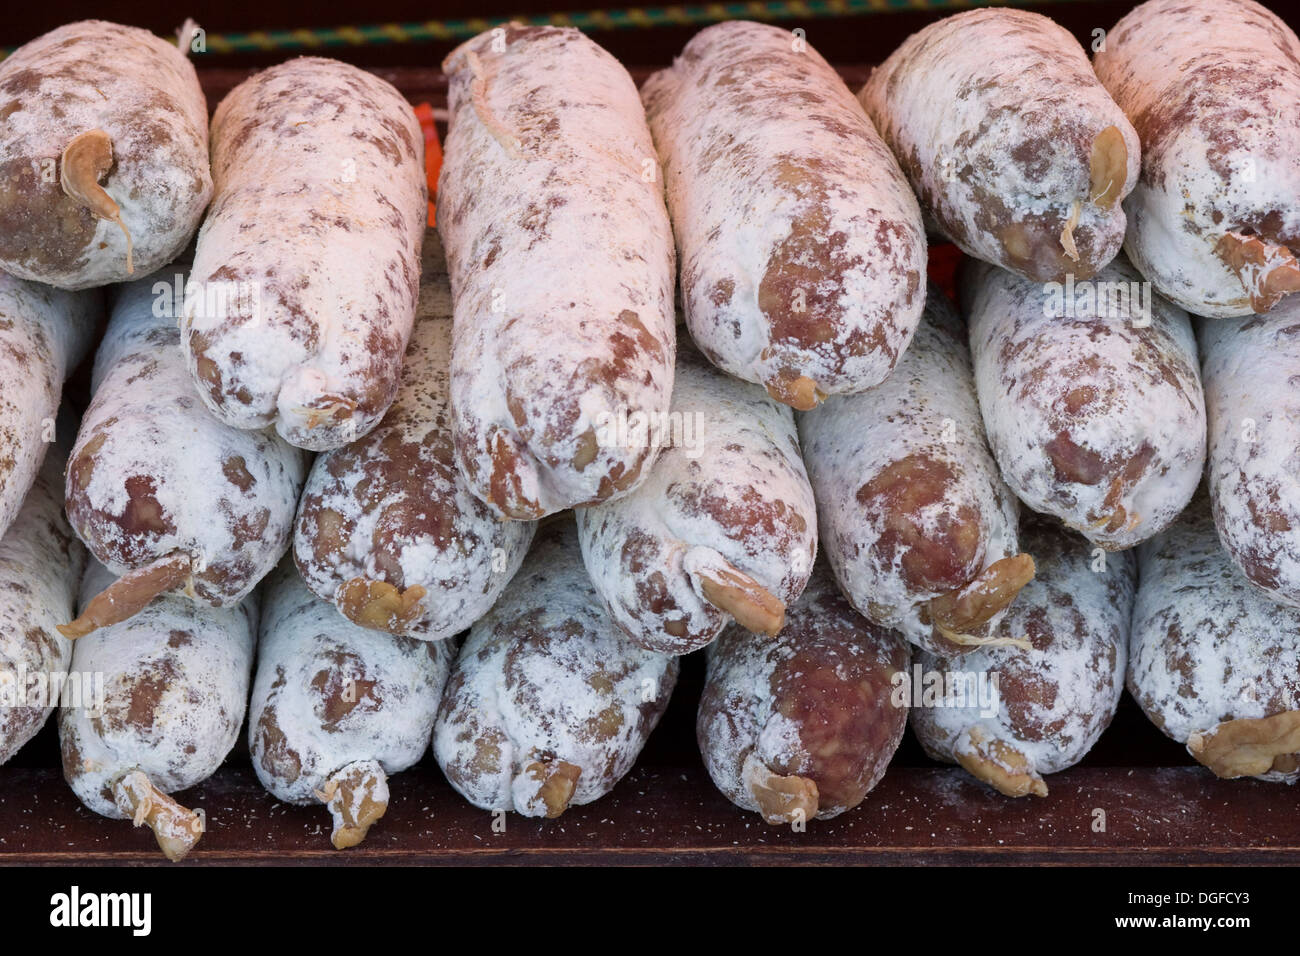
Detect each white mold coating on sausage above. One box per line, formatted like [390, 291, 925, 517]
[964, 255, 1204, 550]
[860, 8, 1139, 283]
[576, 343, 817, 655]
[697, 563, 909, 820]
[798, 287, 1021, 654]
[1129, 494, 1300, 783]
[433, 519, 679, 816]
[0, 20, 212, 289]
[1201, 299, 1300, 606]
[249, 562, 455, 805]
[59, 561, 257, 818]
[437, 25, 676, 519]
[294, 231, 535, 639]
[67, 270, 306, 609]
[641, 20, 926, 402]
[0, 273, 98, 540]
[0, 443, 86, 765]
[911, 516, 1132, 779]
[184, 57, 427, 450]
[1094, 0, 1300, 317]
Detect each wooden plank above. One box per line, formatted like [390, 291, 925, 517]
[2, 763, 1296, 865]
[0, 631, 1241, 864]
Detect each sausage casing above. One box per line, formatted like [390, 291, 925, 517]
[184, 57, 427, 450]
[438, 25, 676, 518]
[860, 9, 1139, 283]
[294, 230, 535, 639]
[432, 518, 678, 817]
[641, 20, 926, 407]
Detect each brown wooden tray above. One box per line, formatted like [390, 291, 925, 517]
[1, 656, 1293, 865]
[5, 762, 1298, 866]
[3, 65, 1296, 868]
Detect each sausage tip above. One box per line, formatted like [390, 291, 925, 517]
[316, 760, 390, 849]
[742, 753, 820, 824]
[954, 726, 1048, 798]
[517, 757, 582, 819]
[337, 578, 427, 634]
[113, 770, 204, 862]
[60, 129, 134, 275]
[1187, 711, 1300, 780]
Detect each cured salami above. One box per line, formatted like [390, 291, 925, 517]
[963, 255, 1204, 550]
[0, 20, 211, 289]
[294, 230, 534, 638]
[576, 342, 817, 655]
[250, 562, 455, 848]
[697, 562, 909, 823]
[860, 9, 1139, 283]
[1201, 299, 1300, 606]
[0, 441, 85, 765]
[438, 25, 676, 519]
[641, 20, 926, 408]
[799, 286, 1033, 656]
[432, 518, 678, 817]
[184, 57, 427, 450]
[1130, 493, 1300, 782]
[63, 269, 306, 637]
[0, 272, 98, 540]
[59, 561, 257, 860]
[1095, 0, 1300, 317]
[911, 515, 1133, 797]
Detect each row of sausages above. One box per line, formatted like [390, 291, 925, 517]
[6, 420, 1298, 858]
[0, 0, 1299, 856]
[2, 220, 1297, 858]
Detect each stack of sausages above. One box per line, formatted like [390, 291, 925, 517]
[0, 0, 1297, 859]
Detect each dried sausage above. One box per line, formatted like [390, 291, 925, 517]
[0, 441, 85, 765]
[0, 272, 98, 539]
[641, 20, 926, 408]
[250, 562, 455, 848]
[576, 342, 816, 655]
[184, 57, 426, 450]
[860, 9, 1139, 283]
[963, 255, 1204, 549]
[294, 230, 534, 638]
[0, 20, 211, 288]
[911, 515, 1133, 797]
[432, 518, 678, 817]
[63, 269, 306, 637]
[1130, 492, 1300, 782]
[697, 562, 909, 823]
[799, 286, 1034, 656]
[59, 560, 257, 860]
[438, 25, 676, 518]
[1201, 299, 1300, 606]
[1094, 0, 1300, 317]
